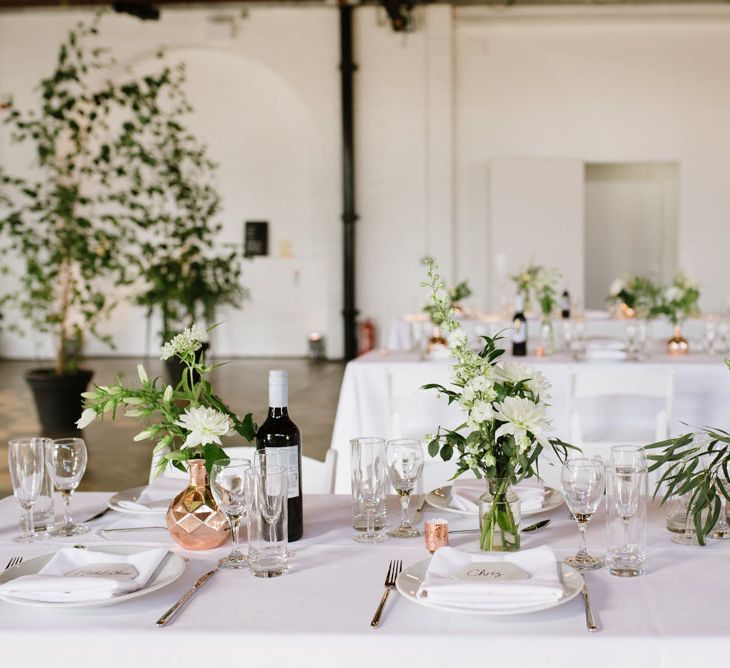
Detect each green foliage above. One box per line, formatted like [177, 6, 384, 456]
[81, 325, 256, 475]
[649, 274, 701, 326]
[422, 273, 472, 325]
[646, 359, 730, 545]
[0, 15, 246, 372]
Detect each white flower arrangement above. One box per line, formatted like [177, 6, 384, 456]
[511, 264, 561, 318]
[422, 257, 573, 482]
[653, 274, 700, 326]
[78, 324, 255, 476]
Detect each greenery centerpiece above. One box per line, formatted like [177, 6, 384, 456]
[607, 275, 660, 319]
[653, 274, 700, 354]
[646, 361, 730, 545]
[512, 264, 561, 354]
[0, 17, 212, 431]
[422, 258, 574, 551]
[77, 324, 256, 476]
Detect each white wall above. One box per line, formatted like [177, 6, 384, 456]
[2, 5, 730, 360]
[0, 7, 341, 359]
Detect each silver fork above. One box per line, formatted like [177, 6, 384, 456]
[4, 556, 23, 570]
[370, 560, 402, 628]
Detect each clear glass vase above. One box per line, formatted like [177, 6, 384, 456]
[540, 319, 555, 355]
[478, 478, 521, 552]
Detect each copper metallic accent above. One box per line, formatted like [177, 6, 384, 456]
[165, 459, 230, 550]
[619, 303, 636, 319]
[667, 325, 689, 355]
[425, 519, 449, 554]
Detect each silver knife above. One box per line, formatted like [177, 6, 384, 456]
[580, 575, 598, 632]
[157, 567, 219, 627]
[449, 519, 551, 535]
[101, 526, 168, 532]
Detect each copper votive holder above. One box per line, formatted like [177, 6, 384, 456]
[425, 519, 449, 554]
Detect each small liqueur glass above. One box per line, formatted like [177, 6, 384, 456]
[8, 438, 48, 543]
[385, 439, 424, 538]
[561, 458, 605, 570]
[47, 438, 89, 537]
[211, 458, 252, 569]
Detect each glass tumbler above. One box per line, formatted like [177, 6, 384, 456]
[350, 437, 387, 534]
[606, 463, 648, 577]
[14, 438, 54, 533]
[246, 465, 289, 578]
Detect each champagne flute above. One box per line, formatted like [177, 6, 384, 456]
[211, 458, 251, 569]
[48, 438, 89, 537]
[610, 446, 646, 548]
[386, 439, 424, 538]
[561, 458, 605, 570]
[8, 438, 48, 543]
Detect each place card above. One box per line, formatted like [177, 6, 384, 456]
[454, 562, 530, 582]
[66, 563, 139, 581]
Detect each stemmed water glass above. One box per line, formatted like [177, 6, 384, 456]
[47, 438, 89, 537]
[8, 438, 48, 543]
[561, 458, 605, 570]
[211, 458, 251, 569]
[352, 438, 387, 544]
[386, 439, 424, 538]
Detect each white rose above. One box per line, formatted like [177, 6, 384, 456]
[609, 279, 625, 296]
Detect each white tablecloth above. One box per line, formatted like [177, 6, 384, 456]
[1, 492, 730, 667]
[331, 350, 730, 493]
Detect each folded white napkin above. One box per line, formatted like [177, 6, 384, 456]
[450, 478, 545, 514]
[417, 545, 564, 610]
[117, 478, 186, 512]
[0, 547, 169, 603]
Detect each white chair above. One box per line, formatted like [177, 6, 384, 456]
[151, 446, 338, 494]
[535, 367, 675, 489]
[386, 368, 473, 491]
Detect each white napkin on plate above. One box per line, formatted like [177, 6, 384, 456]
[117, 477, 186, 512]
[450, 478, 545, 513]
[416, 545, 564, 610]
[0, 547, 169, 603]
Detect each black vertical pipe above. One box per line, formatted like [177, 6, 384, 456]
[340, 3, 359, 361]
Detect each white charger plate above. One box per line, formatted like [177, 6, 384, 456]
[107, 486, 170, 515]
[425, 485, 563, 518]
[0, 545, 186, 608]
[396, 558, 582, 616]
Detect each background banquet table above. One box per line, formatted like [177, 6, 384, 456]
[1, 492, 730, 667]
[386, 314, 724, 352]
[330, 350, 730, 493]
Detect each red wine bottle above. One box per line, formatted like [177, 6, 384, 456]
[255, 370, 303, 542]
[560, 289, 571, 319]
[512, 295, 527, 357]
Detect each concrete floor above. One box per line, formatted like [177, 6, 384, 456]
[0, 357, 345, 497]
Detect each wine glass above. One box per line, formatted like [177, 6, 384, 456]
[47, 438, 89, 537]
[8, 438, 48, 543]
[211, 458, 251, 569]
[352, 438, 387, 544]
[386, 439, 424, 538]
[561, 458, 605, 570]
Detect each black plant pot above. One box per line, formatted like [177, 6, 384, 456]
[164, 343, 209, 387]
[25, 368, 94, 438]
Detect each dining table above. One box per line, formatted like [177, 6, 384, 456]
[330, 349, 730, 493]
[0, 490, 729, 667]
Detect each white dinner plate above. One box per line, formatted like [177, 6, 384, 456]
[396, 558, 582, 616]
[425, 485, 563, 518]
[107, 486, 170, 515]
[0, 545, 186, 608]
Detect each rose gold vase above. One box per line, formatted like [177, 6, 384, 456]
[667, 325, 689, 355]
[166, 459, 230, 550]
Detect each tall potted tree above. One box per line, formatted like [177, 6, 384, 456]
[127, 66, 247, 382]
[0, 18, 198, 433]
